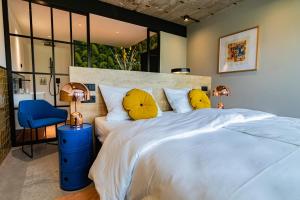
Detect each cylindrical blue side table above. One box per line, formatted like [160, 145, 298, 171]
[57, 123, 93, 191]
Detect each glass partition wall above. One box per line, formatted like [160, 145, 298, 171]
[6, 0, 160, 146]
[8, 0, 85, 145]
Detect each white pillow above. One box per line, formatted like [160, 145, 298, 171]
[99, 84, 162, 121]
[164, 88, 193, 113]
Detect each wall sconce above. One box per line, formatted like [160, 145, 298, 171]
[171, 68, 191, 74]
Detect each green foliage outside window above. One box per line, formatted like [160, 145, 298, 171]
[74, 34, 158, 71]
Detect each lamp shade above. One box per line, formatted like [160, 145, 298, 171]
[213, 85, 230, 96]
[171, 68, 190, 74]
[60, 82, 90, 102]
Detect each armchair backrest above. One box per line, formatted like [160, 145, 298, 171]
[18, 100, 54, 127]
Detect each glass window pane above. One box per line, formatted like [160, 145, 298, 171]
[56, 75, 70, 106]
[74, 43, 88, 67]
[59, 107, 70, 121]
[14, 110, 22, 130]
[55, 43, 71, 74]
[72, 13, 87, 43]
[44, 107, 70, 139]
[34, 39, 53, 73]
[53, 9, 70, 42]
[148, 31, 160, 72]
[32, 3, 51, 38]
[35, 74, 54, 105]
[150, 32, 158, 50]
[10, 36, 32, 72]
[12, 73, 33, 108]
[8, 0, 30, 36]
[137, 35, 148, 71]
[89, 14, 147, 71]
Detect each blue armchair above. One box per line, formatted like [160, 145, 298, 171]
[18, 100, 68, 158]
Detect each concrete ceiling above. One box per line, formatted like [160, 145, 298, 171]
[99, 0, 243, 25]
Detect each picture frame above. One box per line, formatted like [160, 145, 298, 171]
[218, 26, 259, 73]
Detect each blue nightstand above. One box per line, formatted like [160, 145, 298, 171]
[57, 123, 93, 191]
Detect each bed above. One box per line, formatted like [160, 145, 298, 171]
[69, 67, 300, 200]
[90, 108, 300, 200]
[94, 111, 178, 142]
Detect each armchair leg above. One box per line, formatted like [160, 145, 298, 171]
[35, 128, 38, 142]
[22, 128, 33, 159]
[21, 128, 25, 152]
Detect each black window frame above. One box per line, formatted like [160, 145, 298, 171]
[2, 0, 186, 146]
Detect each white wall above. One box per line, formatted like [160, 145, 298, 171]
[0, 0, 6, 67]
[160, 31, 187, 73]
[188, 0, 300, 118]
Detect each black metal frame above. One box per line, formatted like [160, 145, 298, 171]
[21, 127, 33, 158]
[2, 0, 83, 147]
[28, 0, 186, 37]
[21, 122, 65, 158]
[147, 29, 161, 73]
[2, 0, 181, 147]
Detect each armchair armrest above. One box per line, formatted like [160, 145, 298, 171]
[49, 108, 68, 120]
[18, 111, 33, 128]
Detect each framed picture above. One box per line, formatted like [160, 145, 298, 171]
[218, 26, 259, 73]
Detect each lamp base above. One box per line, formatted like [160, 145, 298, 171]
[70, 112, 84, 127]
[217, 102, 224, 109]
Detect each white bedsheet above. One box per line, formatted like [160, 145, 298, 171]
[95, 117, 129, 142]
[89, 108, 300, 200]
[95, 111, 178, 142]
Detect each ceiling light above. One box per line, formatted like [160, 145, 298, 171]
[182, 15, 200, 23]
[183, 15, 190, 22]
[115, 31, 120, 34]
[36, 0, 47, 5]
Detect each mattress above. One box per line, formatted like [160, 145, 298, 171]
[95, 116, 129, 142]
[90, 108, 300, 200]
[95, 111, 177, 142]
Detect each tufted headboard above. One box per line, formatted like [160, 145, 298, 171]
[69, 66, 211, 123]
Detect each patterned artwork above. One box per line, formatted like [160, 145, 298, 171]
[227, 40, 247, 62]
[218, 27, 258, 73]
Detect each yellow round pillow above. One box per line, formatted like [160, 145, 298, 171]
[122, 89, 158, 120]
[188, 89, 211, 110]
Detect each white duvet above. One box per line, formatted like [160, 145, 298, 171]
[89, 108, 300, 200]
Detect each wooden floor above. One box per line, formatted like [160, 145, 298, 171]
[55, 186, 100, 200]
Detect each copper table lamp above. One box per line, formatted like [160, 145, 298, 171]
[60, 82, 90, 127]
[213, 85, 230, 109]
